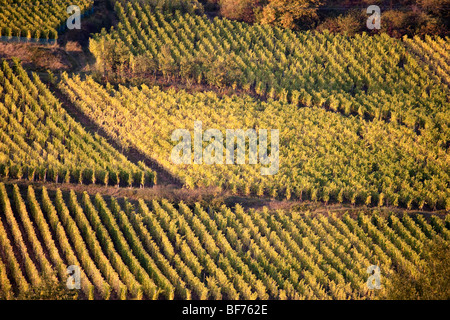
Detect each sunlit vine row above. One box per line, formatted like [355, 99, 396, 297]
[60, 74, 450, 209]
[1, 183, 448, 299]
[0, 59, 155, 187]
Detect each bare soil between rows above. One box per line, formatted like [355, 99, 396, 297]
[2, 178, 447, 218]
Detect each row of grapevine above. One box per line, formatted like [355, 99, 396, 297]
[135, 0, 204, 15]
[108, 197, 185, 299]
[0, 186, 30, 295]
[0, 183, 41, 287]
[57, 189, 113, 299]
[0, 0, 93, 41]
[404, 35, 450, 86]
[60, 74, 450, 210]
[39, 186, 96, 299]
[10, 184, 56, 282]
[0, 59, 155, 187]
[90, 1, 449, 147]
[0, 254, 13, 299]
[0, 183, 448, 299]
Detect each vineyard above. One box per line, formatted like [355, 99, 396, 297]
[0, 0, 94, 41]
[0, 59, 155, 187]
[90, 0, 450, 147]
[0, 182, 449, 300]
[404, 35, 450, 86]
[0, 0, 449, 303]
[60, 74, 450, 210]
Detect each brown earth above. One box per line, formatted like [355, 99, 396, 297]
[2, 178, 447, 218]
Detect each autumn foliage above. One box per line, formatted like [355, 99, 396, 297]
[213, 0, 449, 36]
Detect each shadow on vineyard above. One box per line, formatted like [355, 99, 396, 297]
[58, 0, 118, 49]
[380, 241, 450, 300]
[46, 81, 184, 188]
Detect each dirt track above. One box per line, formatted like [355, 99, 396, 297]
[48, 81, 185, 187]
[2, 178, 447, 217]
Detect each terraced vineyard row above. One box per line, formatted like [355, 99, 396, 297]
[60, 74, 450, 210]
[0, 59, 155, 187]
[90, 0, 450, 147]
[0, 0, 94, 40]
[1, 182, 448, 300]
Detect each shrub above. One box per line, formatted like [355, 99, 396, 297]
[317, 10, 364, 35]
[219, 0, 260, 23]
[133, 171, 144, 188]
[381, 241, 450, 300]
[256, 0, 323, 29]
[380, 9, 443, 38]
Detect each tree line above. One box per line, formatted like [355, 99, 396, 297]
[202, 0, 450, 37]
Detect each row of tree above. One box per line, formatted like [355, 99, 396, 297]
[89, 2, 450, 150]
[201, 0, 450, 37]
